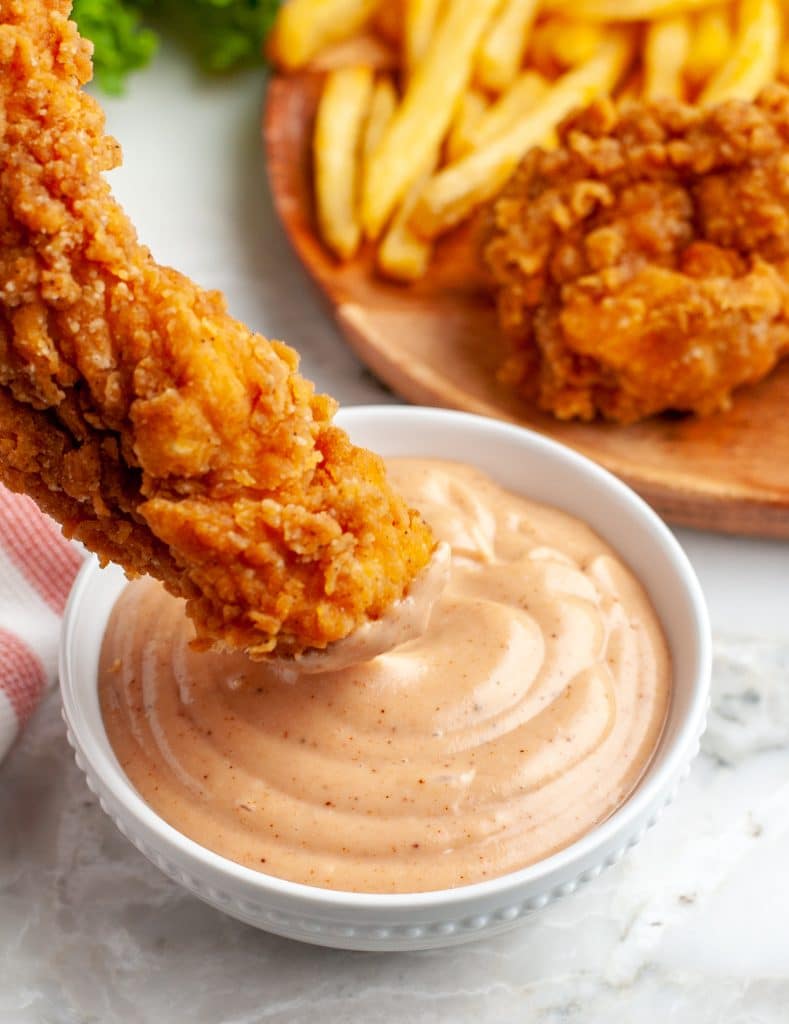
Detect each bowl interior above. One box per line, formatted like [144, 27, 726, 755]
[60, 406, 710, 906]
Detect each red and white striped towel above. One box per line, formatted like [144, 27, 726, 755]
[0, 485, 84, 762]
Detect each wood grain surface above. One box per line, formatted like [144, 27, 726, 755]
[264, 73, 789, 539]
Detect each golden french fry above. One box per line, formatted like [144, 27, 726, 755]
[270, 0, 381, 70]
[780, 37, 789, 80]
[530, 17, 607, 74]
[699, 0, 780, 104]
[446, 89, 490, 162]
[313, 66, 374, 260]
[686, 7, 734, 83]
[377, 161, 438, 281]
[476, 0, 540, 93]
[377, 211, 433, 280]
[306, 33, 398, 71]
[550, 20, 607, 66]
[411, 30, 633, 238]
[363, 75, 398, 165]
[361, 0, 500, 239]
[643, 15, 691, 99]
[543, 0, 722, 18]
[405, 0, 444, 72]
[465, 71, 549, 151]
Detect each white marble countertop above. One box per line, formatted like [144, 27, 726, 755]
[2, 49, 789, 1024]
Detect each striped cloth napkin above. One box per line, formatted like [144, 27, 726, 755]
[0, 485, 84, 762]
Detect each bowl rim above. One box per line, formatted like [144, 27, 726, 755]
[60, 405, 712, 911]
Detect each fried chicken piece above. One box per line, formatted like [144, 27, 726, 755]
[484, 86, 789, 423]
[0, 0, 434, 657]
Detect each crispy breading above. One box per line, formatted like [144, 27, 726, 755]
[484, 86, 789, 423]
[0, 0, 434, 656]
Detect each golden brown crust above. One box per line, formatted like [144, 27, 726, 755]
[484, 86, 789, 423]
[0, 0, 434, 655]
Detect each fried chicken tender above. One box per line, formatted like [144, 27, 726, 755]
[0, 0, 434, 657]
[484, 86, 789, 423]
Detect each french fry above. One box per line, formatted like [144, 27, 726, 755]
[446, 89, 490, 162]
[542, 0, 723, 18]
[465, 71, 549, 152]
[530, 17, 607, 74]
[411, 30, 634, 238]
[699, 0, 780, 103]
[307, 33, 398, 71]
[405, 0, 444, 73]
[313, 66, 374, 260]
[363, 75, 398, 166]
[270, 0, 381, 70]
[361, 0, 500, 239]
[377, 159, 438, 280]
[476, 0, 540, 93]
[550, 20, 608, 67]
[643, 15, 691, 98]
[686, 6, 733, 83]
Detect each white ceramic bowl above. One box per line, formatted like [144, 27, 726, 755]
[60, 406, 711, 952]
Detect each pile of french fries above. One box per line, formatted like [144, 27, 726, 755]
[270, 0, 785, 281]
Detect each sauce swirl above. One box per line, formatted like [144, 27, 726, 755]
[99, 459, 670, 893]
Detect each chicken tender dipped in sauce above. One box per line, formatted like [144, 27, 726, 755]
[0, 0, 435, 658]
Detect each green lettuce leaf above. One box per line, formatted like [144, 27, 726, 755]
[72, 0, 282, 93]
[72, 0, 158, 94]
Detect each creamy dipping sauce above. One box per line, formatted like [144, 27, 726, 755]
[99, 459, 671, 894]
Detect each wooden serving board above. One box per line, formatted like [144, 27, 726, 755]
[264, 73, 789, 539]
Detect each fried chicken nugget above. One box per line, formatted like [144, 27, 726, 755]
[0, 0, 434, 657]
[485, 87, 789, 423]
